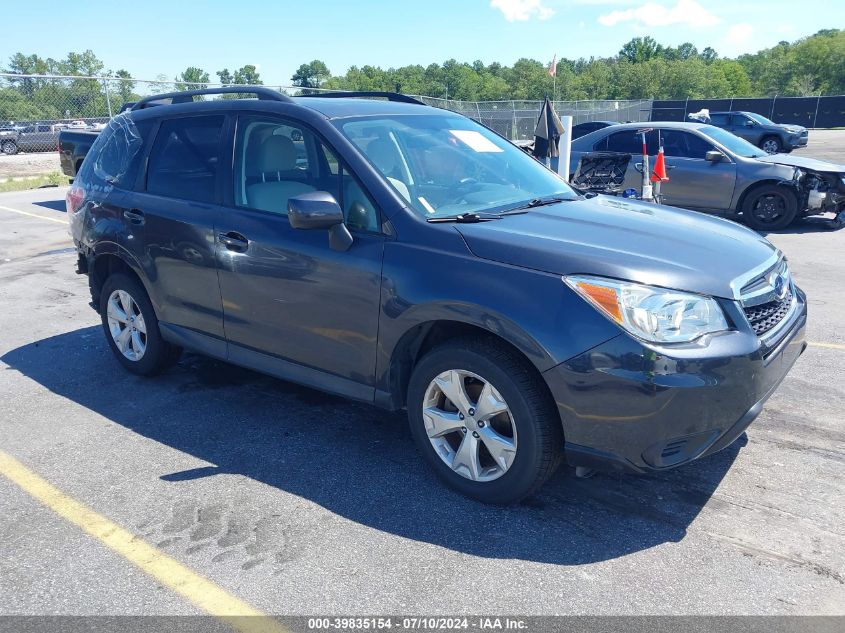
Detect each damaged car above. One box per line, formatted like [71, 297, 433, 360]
[571, 122, 845, 231]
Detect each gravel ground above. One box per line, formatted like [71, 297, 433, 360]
[0, 152, 62, 179]
[0, 165, 843, 618]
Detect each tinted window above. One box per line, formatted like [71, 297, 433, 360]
[709, 113, 729, 126]
[658, 130, 714, 159]
[146, 116, 224, 203]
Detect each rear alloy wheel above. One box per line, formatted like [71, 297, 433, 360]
[99, 273, 181, 375]
[106, 289, 147, 362]
[408, 337, 562, 504]
[1, 140, 18, 155]
[742, 184, 798, 231]
[760, 136, 781, 154]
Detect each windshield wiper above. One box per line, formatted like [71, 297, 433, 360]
[502, 196, 572, 213]
[427, 212, 503, 223]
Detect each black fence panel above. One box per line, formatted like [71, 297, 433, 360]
[814, 95, 845, 128]
[652, 95, 845, 128]
[773, 97, 818, 126]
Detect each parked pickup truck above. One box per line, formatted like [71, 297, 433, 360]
[59, 129, 99, 178]
[1, 123, 62, 155]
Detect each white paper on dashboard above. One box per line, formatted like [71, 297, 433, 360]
[449, 130, 504, 153]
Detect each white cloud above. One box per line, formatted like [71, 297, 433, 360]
[490, 0, 555, 22]
[726, 22, 754, 44]
[598, 0, 721, 28]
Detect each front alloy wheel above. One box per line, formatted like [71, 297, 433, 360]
[423, 369, 517, 482]
[761, 137, 781, 154]
[407, 337, 562, 504]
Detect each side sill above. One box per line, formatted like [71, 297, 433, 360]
[160, 322, 377, 405]
[159, 322, 227, 360]
[228, 343, 375, 404]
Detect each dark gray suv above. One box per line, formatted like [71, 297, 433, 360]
[708, 111, 808, 154]
[67, 88, 807, 504]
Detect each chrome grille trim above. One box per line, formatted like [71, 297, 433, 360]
[728, 251, 782, 301]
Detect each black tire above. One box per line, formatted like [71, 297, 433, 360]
[760, 136, 782, 155]
[99, 273, 181, 376]
[407, 336, 562, 505]
[741, 184, 798, 231]
[1, 140, 18, 155]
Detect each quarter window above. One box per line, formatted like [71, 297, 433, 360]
[146, 115, 224, 203]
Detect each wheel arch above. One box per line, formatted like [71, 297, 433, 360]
[378, 318, 558, 414]
[736, 178, 799, 213]
[89, 245, 154, 313]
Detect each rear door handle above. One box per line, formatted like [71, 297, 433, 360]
[218, 231, 249, 251]
[123, 209, 145, 225]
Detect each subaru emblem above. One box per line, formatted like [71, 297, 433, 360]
[774, 274, 787, 300]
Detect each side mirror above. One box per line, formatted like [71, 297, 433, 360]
[288, 191, 353, 252]
[744, 120, 754, 127]
[705, 150, 725, 163]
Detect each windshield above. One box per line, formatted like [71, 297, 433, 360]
[699, 125, 768, 158]
[334, 114, 577, 217]
[745, 112, 774, 125]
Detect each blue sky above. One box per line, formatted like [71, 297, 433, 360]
[2, 0, 840, 86]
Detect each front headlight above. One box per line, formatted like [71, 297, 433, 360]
[564, 275, 729, 343]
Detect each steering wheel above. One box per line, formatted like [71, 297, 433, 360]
[454, 177, 482, 202]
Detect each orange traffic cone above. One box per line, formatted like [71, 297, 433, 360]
[651, 147, 669, 183]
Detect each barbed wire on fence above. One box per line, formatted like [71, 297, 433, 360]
[0, 73, 653, 152]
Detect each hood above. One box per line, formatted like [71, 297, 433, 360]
[756, 153, 845, 174]
[782, 124, 806, 133]
[456, 196, 778, 300]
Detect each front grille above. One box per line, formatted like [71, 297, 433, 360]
[743, 291, 794, 336]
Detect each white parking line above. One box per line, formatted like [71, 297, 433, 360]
[0, 204, 67, 224]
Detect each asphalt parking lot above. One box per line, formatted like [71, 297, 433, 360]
[0, 153, 843, 619]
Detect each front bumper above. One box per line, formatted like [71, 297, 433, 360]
[544, 289, 807, 473]
[787, 134, 808, 150]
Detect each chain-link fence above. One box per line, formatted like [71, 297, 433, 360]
[415, 96, 652, 140]
[0, 73, 651, 153]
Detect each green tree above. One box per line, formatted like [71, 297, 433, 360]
[176, 66, 210, 89]
[619, 37, 662, 64]
[113, 69, 136, 106]
[291, 60, 331, 89]
[233, 65, 261, 85]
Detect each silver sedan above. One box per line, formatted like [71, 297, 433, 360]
[569, 122, 845, 231]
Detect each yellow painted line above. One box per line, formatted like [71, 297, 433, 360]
[808, 341, 845, 351]
[0, 450, 288, 633]
[0, 204, 67, 224]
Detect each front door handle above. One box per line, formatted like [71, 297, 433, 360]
[123, 209, 145, 225]
[218, 231, 249, 251]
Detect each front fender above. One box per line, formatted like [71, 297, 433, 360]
[374, 239, 622, 400]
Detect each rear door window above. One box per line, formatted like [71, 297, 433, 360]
[657, 130, 714, 159]
[597, 131, 643, 154]
[709, 113, 729, 126]
[146, 115, 224, 203]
